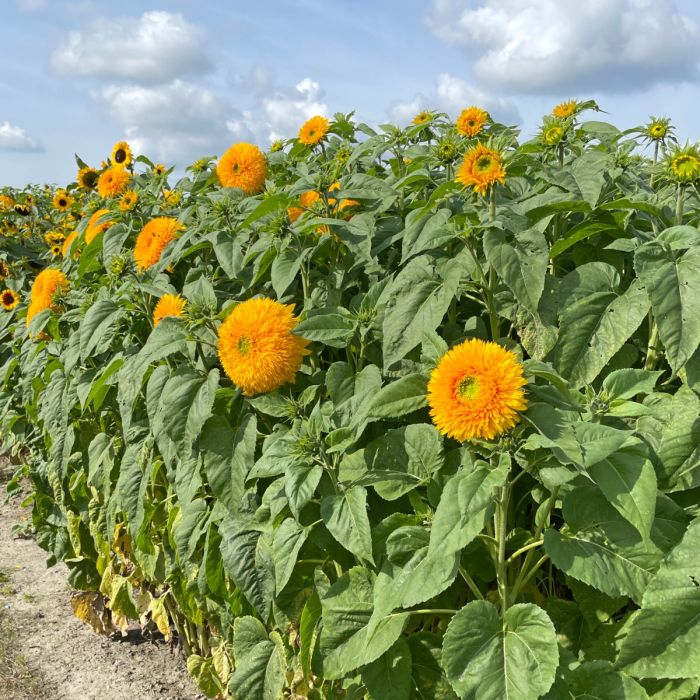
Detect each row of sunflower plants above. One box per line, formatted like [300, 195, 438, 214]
[1, 102, 700, 699]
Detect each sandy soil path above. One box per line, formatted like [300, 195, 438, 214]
[0, 461, 204, 700]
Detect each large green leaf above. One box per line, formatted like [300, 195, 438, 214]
[441, 601, 558, 700]
[228, 616, 286, 700]
[368, 373, 428, 418]
[272, 517, 308, 593]
[634, 234, 700, 372]
[617, 518, 700, 678]
[79, 299, 123, 359]
[362, 639, 412, 700]
[315, 567, 408, 679]
[320, 486, 374, 564]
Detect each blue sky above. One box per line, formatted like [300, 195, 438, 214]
[2, 0, 700, 186]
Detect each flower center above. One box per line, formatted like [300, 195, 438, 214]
[238, 336, 252, 355]
[468, 120, 475, 127]
[232, 163, 240, 173]
[476, 156, 493, 172]
[457, 375, 480, 401]
[59, 199, 66, 207]
[115, 149, 126, 163]
[673, 154, 700, 179]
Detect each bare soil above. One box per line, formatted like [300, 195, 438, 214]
[0, 459, 204, 700]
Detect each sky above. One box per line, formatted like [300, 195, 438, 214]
[2, 0, 700, 186]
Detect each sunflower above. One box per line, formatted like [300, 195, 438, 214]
[62, 231, 79, 257]
[298, 115, 329, 146]
[456, 107, 489, 138]
[119, 190, 138, 212]
[153, 163, 167, 176]
[288, 190, 321, 222]
[44, 230, 65, 245]
[14, 203, 31, 216]
[52, 190, 73, 212]
[111, 141, 133, 168]
[413, 111, 433, 126]
[153, 293, 186, 326]
[26, 268, 69, 325]
[97, 166, 131, 198]
[50, 244, 63, 257]
[0, 260, 9, 280]
[552, 100, 577, 118]
[0, 194, 15, 210]
[217, 297, 310, 395]
[216, 143, 268, 194]
[427, 338, 527, 441]
[338, 198, 360, 219]
[77, 166, 99, 190]
[85, 209, 114, 244]
[436, 141, 458, 162]
[133, 217, 183, 271]
[667, 144, 700, 183]
[1, 288, 19, 311]
[327, 181, 341, 206]
[456, 144, 506, 196]
[645, 116, 673, 143]
[542, 123, 565, 147]
[269, 140, 284, 153]
[162, 189, 181, 207]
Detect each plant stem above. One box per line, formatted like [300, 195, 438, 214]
[675, 184, 685, 224]
[644, 313, 660, 371]
[494, 482, 511, 613]
[486, 188, 500, 339]
[507, 540, 544, 563]
[459, 567, 485, 600]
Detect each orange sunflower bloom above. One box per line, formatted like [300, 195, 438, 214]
[288, 190, 321, 222]
[26, 268, 69, 326]
[552, 100, 577, 118]
[456, 144, 506, 196]
[62, 231, 79, 257]
[97, 166, 131, 198]
[298, 115, 329, 146]
[1, 288, 19, 311]
[427, 338, 527, 441]
[217, 297, 310, 395]
[216, 143, 267, 194]
[85, 209, 114, 244]
[153, 293, 186, 326]
[133, 217, 183, 271]
[456, 106, 489, 137]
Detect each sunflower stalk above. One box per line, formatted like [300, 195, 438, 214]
[486, 187, 500, 340]
[675, 183, 685, 224]
[493, 481, 511, 613]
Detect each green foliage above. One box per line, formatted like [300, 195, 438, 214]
[2, 104, 700, 699]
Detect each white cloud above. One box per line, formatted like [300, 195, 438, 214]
[51, 11, 211, 84]
[0, 122, 43, 152]
[389, 73, 520, 125]
[261, 78, 328, 141]
[427, 0, 700, 93]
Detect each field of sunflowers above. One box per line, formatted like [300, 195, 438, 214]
[1, 101, 700, 699]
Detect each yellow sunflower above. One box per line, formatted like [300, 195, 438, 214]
[85, 209, 114, 244]
[26, 268, 69, 326]
[14, 203, 31, 216]
[111, 141, 133, 168]
[50, 244, 63, 257]
[77, 166, 99, 190]
[298, 115, 329, 146]
[217, 297, 310, 395]
[0, 194, 16, 210]
[288, 190, 321, 222]
[62, 231, 79, 257]
[44, 231, 65, 245]
[216, 143, 268, 195]
[133, 217, 183, 271]
[119, 190, 138, 212]
[53, 190, 73, 211]
[427, 338, 527, 441]
[97, 166, 131, 198]
[667, 144, 700, 183]
[0, 260, 9, 280]
[338, 198, 360, 220]
[153, 293, 186, 326]
[456, 144, 506, 196]
[552, 100, 577, 119]
[413, 111, 432, 126]
[162, 189, 181, 207]
[456, 106, 489, 138]
[1, 288, 19, 311]
[269, 140, 284, 153]
[153, 163, 167, 176]
[543, 124, 565, 146]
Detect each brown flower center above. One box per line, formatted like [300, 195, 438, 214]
[457, 375, 479, 400]
[115, 149, 127, 163]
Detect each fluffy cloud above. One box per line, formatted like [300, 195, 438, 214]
[427, 0, 700, 93]
[0, 121, 43, 152]
[389, 73, 520, 124]
[51, 11, 211, 84]
[260, 78, 328, 141]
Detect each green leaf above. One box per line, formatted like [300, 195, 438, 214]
[549, 278, 649, 387]
[429, 457, 509, 558]
[285, 461, 322, 520]
[570, 150, 611, 208]
[272, 517, 308, 593]
[271, 247, 302, 297]
[320, 486, 374, 564]
[602, 369, 662, 401]
[79, 300, 123, 359]
[240, 193, 291, 227]
[186, 655, 223, 698]
[484, 227, 548, 316]
[634, 236, 700, 372]
[295, 309, 356, 348]
[300, 591, 322, 679]
[550, 215, 621, 259]
[229, 617, 285, 700]
[316, 567, 408, 679]
[368, 373, 428, 418]
[362, 639, 412, 700]
[550, 660, 648, 700]
[382, 255, 461, 368]
[441, 601, 558, 700]
[407, 632, 457, 700]
[617, 518, 700, 678]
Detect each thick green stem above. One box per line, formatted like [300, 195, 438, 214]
[644, 313, 660, 371]
[487, 189, 500, 339]
[494, 483, 511, 613]
[676, 184, 685, 224]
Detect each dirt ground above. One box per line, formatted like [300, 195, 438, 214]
[0, 459, 204, 700]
